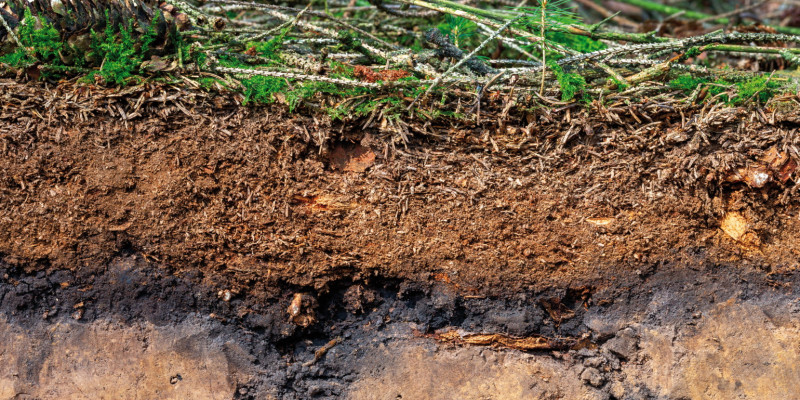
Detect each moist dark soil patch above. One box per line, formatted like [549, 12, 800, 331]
[2, 251, 798, 398]
[1, 80, 800, 398]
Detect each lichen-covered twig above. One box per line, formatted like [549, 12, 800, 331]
[413, 16, 517, 109]
[214, 65, 384, 88]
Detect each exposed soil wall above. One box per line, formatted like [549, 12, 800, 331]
[1, 80, 800, 399]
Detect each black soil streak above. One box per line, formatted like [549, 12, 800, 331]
[2, 250, 798, 399]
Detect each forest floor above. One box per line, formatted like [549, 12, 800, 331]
[1, 78, 800, 399]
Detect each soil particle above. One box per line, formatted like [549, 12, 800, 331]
[342, 284, 379, 314]
[584, 356, 606, 368]
[603, 327, 639, 360]
[608, 381, 625, 399]
[581, 367, 605, 387]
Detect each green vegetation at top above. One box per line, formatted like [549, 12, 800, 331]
[1, 7, 169, 84]
[0, 9, 62, 69]
[2, 0, 800, 120]
[669, 73, 784, 106]
[90, 14, 160, 84]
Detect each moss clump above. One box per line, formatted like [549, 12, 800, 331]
[668, 73, 710, 91]
[547, 31, 606, 54]
[89, 14, 158, 85]
[285, 62, 372, 111]
[549, 62, 587, 101]
[0, 8, 62, 67]
[1, 9, 164, 84]
[669, 73, 782, 105]
[242, 75, 288, 105]
[733, 75, 781, 105]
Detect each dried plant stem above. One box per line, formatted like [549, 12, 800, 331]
[614, 0, 800, 35]
[413, 16, 518, 110]
[0, 13, 27, 58]
[538, 0, 547, 95]
[214, 66, 383, 88]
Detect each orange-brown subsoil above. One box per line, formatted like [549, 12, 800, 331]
[2, 80, 798, 295]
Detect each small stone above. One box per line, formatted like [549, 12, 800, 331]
[580, 367, 605, 388]
[308, 385, 324, 396]
[218, 289, 232, 302]
[603, 327, 639, 360]
[609, 381, 625, 399]
[169, 374, 182, 384]
[583, 356, 605, 368]
[288, 293, 317, 327]
[577, 348, 596, 358]
[606, 355, 621, 371]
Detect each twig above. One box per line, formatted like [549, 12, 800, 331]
[0, 12, 23, 50]
[572, 0, 638, 28]
[302, 337, 342, 367]
[697, 0, 769, 24]
[538, 0, 547, 95]
[614, 0, 800, 35]
[213, 66, 384, 88]
[207, 0, 399, 49]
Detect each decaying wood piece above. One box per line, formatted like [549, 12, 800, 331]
[428, 330, 582, 351]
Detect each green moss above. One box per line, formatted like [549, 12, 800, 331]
[668, 73, 710, 91]
[0, 9, 166, 84]
[249, 24, 293, 61]
[0, 49, 27, 67]
[731, 75, 781, 105]
[546, 31, 606, 54]
[286, 81, 371, 112]
[549, 62, 587, 102]
[669, 73, 782, 105]
[325, 90, 412, 120]
[90, 13, 158, 85]
[0, 8, 62, 68]
[241, 75, 287, 105]
[214, 52, 287, 105]
[198, 76, 227, 90]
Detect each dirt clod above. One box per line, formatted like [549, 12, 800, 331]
[580, 367, 605, 387]
[603, 328, 639, 361]
[288, 293, 318, 327]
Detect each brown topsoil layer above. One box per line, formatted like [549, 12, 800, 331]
[1, 79, 799, 297]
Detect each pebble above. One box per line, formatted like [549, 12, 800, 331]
[603, 327, 639, 360]
[580, 367, 605, 387]
[609, 381, 625, 399]
[584, 356, 605, 368]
